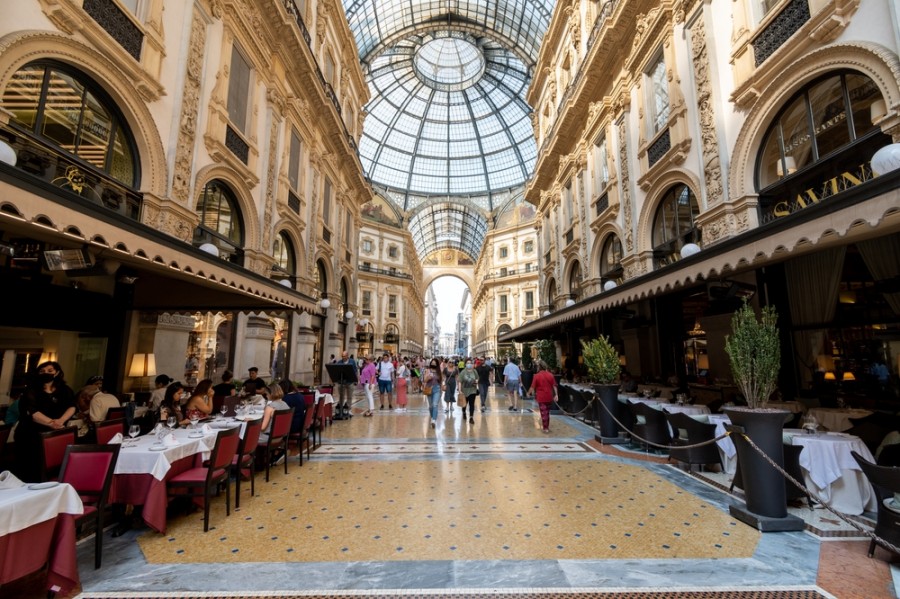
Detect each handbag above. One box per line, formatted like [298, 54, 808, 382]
[423, 384, 433, 394]
[457, 392, 467, 408]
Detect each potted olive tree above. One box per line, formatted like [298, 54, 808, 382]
[724, 301, 802, 531]
[581, 336, 625, 443]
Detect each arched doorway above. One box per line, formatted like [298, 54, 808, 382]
[424, 275, 472, 357]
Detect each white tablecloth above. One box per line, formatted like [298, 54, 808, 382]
[114, 428, 216, 480]
[618, 396, 665, 407]
[0, 482, 83, 536]
[806, 408, 873, 432]
[707, 414, 737, 474]
[791, 432, 877, 515]
[659, 404, 711, 417]
[766, 401, 805, 414]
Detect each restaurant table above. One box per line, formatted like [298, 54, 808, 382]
[806, 408, 873, 432]
[707, 414, 737, 474]
[0, 480, 84, 594]
[789, 431, 877, 515]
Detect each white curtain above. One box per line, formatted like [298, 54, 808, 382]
[857, 234, 900, 316]
[785, 247, 847, 383]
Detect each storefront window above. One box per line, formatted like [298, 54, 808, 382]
[273, 231, 295, 276]
[652, 184, 700, 269]
[600, 235, 623, 281]
[2, 62, 138, 186]
[758, 71, 884, 190]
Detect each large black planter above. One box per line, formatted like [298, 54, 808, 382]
[521, 369, 534, 397]
[724, 407, 804, 531]
[593, 384, 626, 444]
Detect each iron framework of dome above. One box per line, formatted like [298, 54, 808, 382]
[342, 0, 554, 215]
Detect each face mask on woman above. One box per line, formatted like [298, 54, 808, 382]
[466, 364, 473, 369]
[38, 372, 56, 384]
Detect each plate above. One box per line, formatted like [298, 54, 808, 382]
[28, 482, 60, 490]
[149, 445, 167, 451]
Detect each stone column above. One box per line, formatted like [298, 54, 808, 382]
[151, 313, 196, 386]
[240, 315, 276, 381]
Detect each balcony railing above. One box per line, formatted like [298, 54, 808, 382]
[2, 126, 143, 220]
[287, 190, 301, 214]
[225, 125, 250, 164]
[84, 0, 143, 60]
[752, 0, 810, 67]
[647, 128, 671, 169]
[358, 264, 413, 280]
[595, 192, 609, 216]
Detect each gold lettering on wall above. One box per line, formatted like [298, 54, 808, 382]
[770, 163, 873, 219]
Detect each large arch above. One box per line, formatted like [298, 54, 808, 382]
[635, 168, 702, 255]
[0, 30, 168, 198]
[271, 217, 307, 279]
[728, 42, 900, 203]
[590, 223, 625, 279]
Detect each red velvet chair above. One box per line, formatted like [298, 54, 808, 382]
[105, 406, 126, 421]
[234, 418, 262, 508]
[291, 401, 317, 466]
[167, 427, 240, 532]
[259, 408, 294, 482]
[40, 427, 76, 482]
[95, 418, 125, 445]
[59, 444, 120, 568]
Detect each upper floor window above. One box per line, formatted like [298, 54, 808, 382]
[362, 239, 373, 253]
[646, 53, 669, 135]
[388, 245, 398, 259]
[760, 0, 781, 17]
[2, 62, 138, 186]
[273, 231, 296, 275]
[195, 180, 244, 263]
[594, 135, 609, 191]
[525, 291, 534, 310]
[322, 177, 332, 225]
[361, 290, 372, 312]
[652, 184, 700, 268]
[288, 128, 303, 191]
[388, 294, 397, 315]
[499, 246, 509, 259]
[324, 51, 336, 86]
[499, 294, 508, 314]
[600, 235, 623, 280]
[227, 46, 252, 133]
[523, 240, 534, 254]
[757, 71, 883, 190]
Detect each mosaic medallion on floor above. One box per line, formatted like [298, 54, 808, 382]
[137, 458, 760, 563]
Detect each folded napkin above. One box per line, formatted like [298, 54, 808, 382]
[108, 432, 124, 444]
[0, 470, 25, 490]
[200, 424, 213, 434]
[162, 433, 179, 447]
[152, 423, 164, 434]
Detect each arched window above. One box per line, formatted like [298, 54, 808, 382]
[195, 180, 244, 264]
[340, 278, 350, 319]
[2, 62, 139, 186]
[757, 71, 883, 190]
[315, 260, 328, 297]
[600, 234, 623, 283]
[273, 231, 295, 281]
[545, 277, 557, 305]
[568, 261, 582, 301]
[652, 184, 700, 269]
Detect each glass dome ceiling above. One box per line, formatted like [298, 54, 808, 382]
[342, 0, 554, 212]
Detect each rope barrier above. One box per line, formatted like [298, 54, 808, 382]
[585, 392, 898, 555]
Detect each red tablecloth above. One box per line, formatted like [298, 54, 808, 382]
[0, 513, 79, 593]
[109, 454, 195, 533]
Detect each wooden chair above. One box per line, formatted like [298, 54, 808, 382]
[234, 418, 262, 509]
[291, 401, 317, 466]
[310, 397, 327, 448]
[167, 427, 240, 532]
[95, 418, 126, 445]
[853, 450, 900, 557]
[665, 411, 721, 471]
[40, 427, 76, 481]
[259, 408, 294, 482]
[59, 444, 120, 568]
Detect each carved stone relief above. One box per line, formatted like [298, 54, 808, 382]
[617, 118, 634, 253]
[689, 18, 724, 206]
[263, 118, 279, 251]
[171, 9, 207, 205]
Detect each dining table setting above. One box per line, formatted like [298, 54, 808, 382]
[0, 470, 84, 594]
[107, 408, 264, 533]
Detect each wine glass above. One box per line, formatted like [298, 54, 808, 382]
[128, 424, 140, 445]
[220, 404, 228, 419]
[190, 414, 200, 430]
[802, 415, 818, 435]
[167, 415, 177, 431]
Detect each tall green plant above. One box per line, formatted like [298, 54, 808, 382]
[725, 301, 781, 408]
[534, 339, 558, 370]
[581, 336, 620, 384]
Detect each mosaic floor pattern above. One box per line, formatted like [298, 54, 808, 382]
[137, 459, 759, 563]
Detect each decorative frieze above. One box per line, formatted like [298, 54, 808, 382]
[172, 9, 207, 205]
[689, 18, 724, 205]
[617, 117, 634, 253]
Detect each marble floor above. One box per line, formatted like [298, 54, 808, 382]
[13, 387, 900, 598]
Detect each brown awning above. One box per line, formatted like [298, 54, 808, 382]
[0, 171, 318, 313]
[502, 175, 900, 342]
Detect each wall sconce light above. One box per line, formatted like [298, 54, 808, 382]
[565, 298, 576, 307]
[842, 371, 856, 382]
[199, 243, 220, 257]
[823, 371, 836, 382]
[542, 310, 551, 317]
[320, 297, 331, 310]
[680, 243, 701, 259]
[359, 318, 369, 327]
[39, 351, 58, 364]
[603, 280, 617, 292]
[279, 278, 293, 288]
[345, 310, 354, 320]
[0, 139, 17, 166]
[871, 143, 900, 176]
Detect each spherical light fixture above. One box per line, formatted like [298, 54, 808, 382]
[359, 318, 369, 327]
[871, 143, 900, 176]
[565, 298, 576, 307]
[603, 280, 618, 292]
[680, 242, 701, 259]
[320, 297, 331, 309]
[199, 243, 219, 258]
[278, 278, 292, 288]
[0, 140, 17, 166]
[345, 310, 354, 320]
[542, 310, 551, 317]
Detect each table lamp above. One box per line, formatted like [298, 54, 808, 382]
[129, 353, 157, 392]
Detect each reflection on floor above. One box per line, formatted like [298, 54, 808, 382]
[34, 389, 900, 597]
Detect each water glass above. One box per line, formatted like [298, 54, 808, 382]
[167, 416, 177, 430]
[190, 415, 200, 429]
[128, 425, 140, 443]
